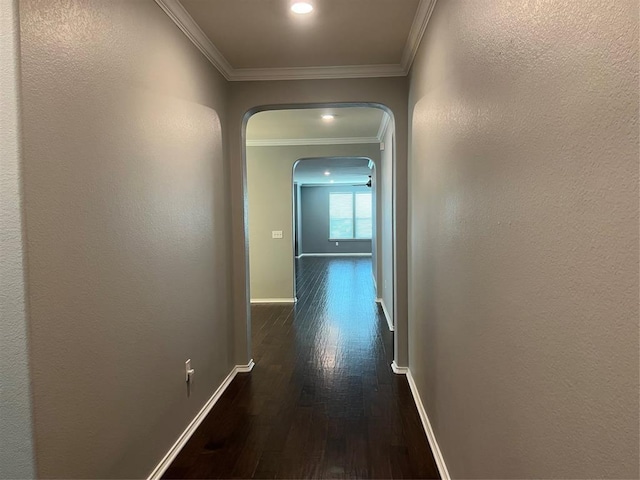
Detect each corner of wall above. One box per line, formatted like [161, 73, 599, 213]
[0, 0, 36, 477]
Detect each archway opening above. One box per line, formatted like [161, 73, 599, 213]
[242, 103, 398, 366]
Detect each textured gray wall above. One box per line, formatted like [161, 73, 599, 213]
[18, 0, 233, 477]
[408, 0, 639, 477]
[0, 0, 35, 477]
[300, 185, 372, 255]
[380, 127, 394, 324]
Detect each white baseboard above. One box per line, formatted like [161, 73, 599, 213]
[298, 253, 372, 257]
[235, 359, 255, 372]
[250, 298, 297, 304]
[391, 361, 408, 375]
[380, 299, 394, 331]
[405, 369, 451, 480]
[147, 360, 255, 480]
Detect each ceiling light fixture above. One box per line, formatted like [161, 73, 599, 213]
[321, 114, 335, 122]
[324, 171, 331, 176]
[291, 2, 313, 14]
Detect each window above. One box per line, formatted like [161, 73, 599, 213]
[329, 192, 372, 239]
[355, 193, 372, 238]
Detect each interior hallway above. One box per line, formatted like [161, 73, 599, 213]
[3, 1, 637, 478]
[163, 257, 439, 479]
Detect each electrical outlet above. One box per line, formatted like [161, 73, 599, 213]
[335, 241, 339, 246]
[185, 359, 194, 382]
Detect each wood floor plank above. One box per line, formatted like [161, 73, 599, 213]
[163, 257, 440, 479]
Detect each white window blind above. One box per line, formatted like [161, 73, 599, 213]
[329, 192, 372, 240]
[329, 193, 354, 239]
[355, 193, 372, 239]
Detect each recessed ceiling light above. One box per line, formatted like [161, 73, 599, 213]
[324, 171, 331, 176]
[291, 2, 313, 14]
[321, 114, 335, 122]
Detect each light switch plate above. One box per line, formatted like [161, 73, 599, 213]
[272, 230, 283, 239]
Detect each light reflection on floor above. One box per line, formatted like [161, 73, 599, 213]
[296, 257, 379, 386]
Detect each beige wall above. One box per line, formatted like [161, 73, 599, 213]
[0, 1, 35, 477]
[229, 78, 410, 367]
[247, 144, 380, 300]
[19, 0, 233, 477]
[408, 0, 639, 478]
[380, 125, 394, 326]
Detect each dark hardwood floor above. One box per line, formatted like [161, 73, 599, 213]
[163, 256, 440, 479]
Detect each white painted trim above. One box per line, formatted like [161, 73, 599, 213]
[376, 113, 392, 142]
[406, 370, 451, 480]
[375, 298, 382, 303]
[155, 0, 437, 81]
[153, 0, 233, 80]
[401, 0, 438, 73]
[380, 300, 394, 331]
[246, 137, 380, 147]
[231, 63, 406, 81]
[235, 359, 255, 373]
[250, 298, 297, 304]
[298, 253, 372, 258]
[391, 361, 409, 375]
[147, 360, 255, 479]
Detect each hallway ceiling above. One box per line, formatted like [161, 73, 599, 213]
[293, 157, 372, 186]
[155, 0, 437, 80]
[247, 107, 390, 185]
[246, 107, 387, 146]
[247, 108, 386, 185]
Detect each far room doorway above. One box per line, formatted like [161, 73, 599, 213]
[293, 157, 376, 284]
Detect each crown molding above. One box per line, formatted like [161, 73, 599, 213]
[401, 0, 438, 73]
[230, 64, 406, 82]
[376, 113, 392, 142]
[246, 137, 381, 147]
[154, 0, 233, 79]
[156, 0, 437, 81]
